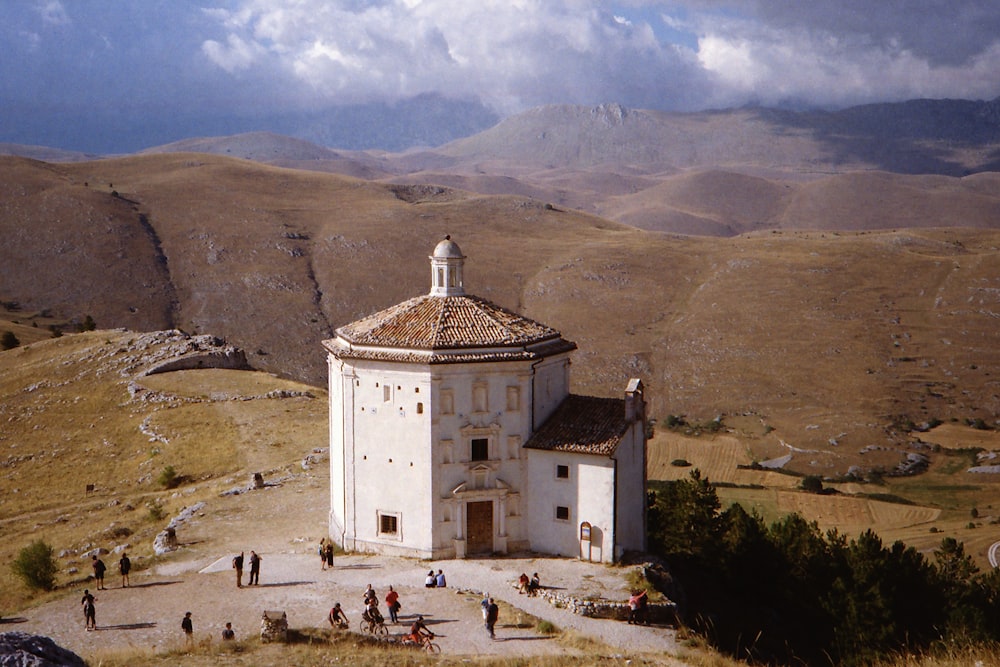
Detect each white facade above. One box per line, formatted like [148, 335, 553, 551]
[324, 238, 646, 562]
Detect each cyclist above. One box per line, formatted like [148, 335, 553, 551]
[406, 615, 434, 644]
[328, 602, 349, 629]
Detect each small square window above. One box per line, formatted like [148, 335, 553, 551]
[379, 512, 398, 536]
[555, 506, 570, 521]
[556, 464, 569, 479]
[416, 402, 424, 414]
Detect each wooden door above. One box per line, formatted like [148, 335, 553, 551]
[466, 501, 493, 555]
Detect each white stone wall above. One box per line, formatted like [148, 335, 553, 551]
[613, 421, 648, 558]
[524, 449, 616, 561]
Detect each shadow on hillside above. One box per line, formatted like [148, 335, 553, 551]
[747, 100, 1000, 175]
[0, 617, 28, 624]
[493, 635, 554, 642]
[334, 563, 382, 571]
[97, 622, 157, 631]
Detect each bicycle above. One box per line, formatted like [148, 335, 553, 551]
[361, 615, 388, 638]
[401, 632, 440, 653]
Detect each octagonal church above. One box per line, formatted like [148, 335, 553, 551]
[322, 237, 647, 562]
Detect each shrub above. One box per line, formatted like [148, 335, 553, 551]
[12, 540, 58, 591]
[147, 500, 166, 522]
[800, 475, 824, 494]
[536, 619, 557, 634]
[1, 331, 19, 350]
[157, 465, 179, 489]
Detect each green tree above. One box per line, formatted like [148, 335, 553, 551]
[1, 330, 19, 350]
[648, 469, 721, 562]
[79, 314, 96, 332]
[12, 540, 58, 591]
[157, 465, 179, 489]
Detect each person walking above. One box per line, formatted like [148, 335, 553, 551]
[485, 597, 499, 640]
[480, 592, 490, 626]
[248, 551, 261, 585]
[181, 611, 194, 645]
[232, 552, 244, 588]
[385, 585, 400, 624]
[119, 552, 131, 588]
[91, 555, 107, 590]
[81, 589, 97, 631]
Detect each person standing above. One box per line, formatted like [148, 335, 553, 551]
[119, 552, 131, 588]
[81, 589, 97, 631]
[485, 597, 499, 640]
[385, 585, 400, 624]
[319, 538, 328, 570]
[324, 541, 334, 569]
[221, 622, 235, 641]
[248, 551, 261, 585]
[232, 552, 244, 588]
[91, 555, 107, 590]
[181, 611, 194, 645]
[435, 569, 447, 588]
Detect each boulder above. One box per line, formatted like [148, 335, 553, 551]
[0, 631, 87, 667]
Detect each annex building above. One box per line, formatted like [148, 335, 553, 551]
[322, 237, 647, 562]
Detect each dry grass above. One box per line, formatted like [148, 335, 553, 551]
[0, 330, 327, 615]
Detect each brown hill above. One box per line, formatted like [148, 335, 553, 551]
[2, 152, 999, 472]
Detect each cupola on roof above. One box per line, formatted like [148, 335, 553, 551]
[322, 237, 577, 364]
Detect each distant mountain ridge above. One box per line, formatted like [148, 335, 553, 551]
[5, 96, 1000, 236]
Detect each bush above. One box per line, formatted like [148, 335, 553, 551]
[1, 331, 19, 350]
[12, 540, 58, 591]
[147, 500, 166, 522]
[536, 620, 557, 634]
[157, 465, 179, 489]
[800, 475, 824, 494]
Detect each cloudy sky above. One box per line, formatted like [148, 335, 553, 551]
[3, 0, 999, 152]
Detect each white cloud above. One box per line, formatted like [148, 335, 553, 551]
[202, 33, 266, 74]
[36, 0, 70, 27]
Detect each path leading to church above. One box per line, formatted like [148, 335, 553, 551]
[10, 469, 682, 663]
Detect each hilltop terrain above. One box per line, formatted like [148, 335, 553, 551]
[1, 151, 998, 468]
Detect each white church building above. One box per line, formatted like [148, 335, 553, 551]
[322, 237, 647, 563]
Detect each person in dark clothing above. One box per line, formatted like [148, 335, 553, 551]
[248, 551, 261, 585]
[232, 552, 244, 588]
[91, 555, 107, 590]
[119, 552, 131, 588]
[181, 611, 193, 645]
[485, 597, 499, 639]
[222, 622, 235, 641]
[81, 589, 97, 630]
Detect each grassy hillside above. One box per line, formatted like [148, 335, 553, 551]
[2, 153, 998, 465]
[0, 329, 327, 614]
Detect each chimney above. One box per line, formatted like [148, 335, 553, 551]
[624, 378, 644, 422]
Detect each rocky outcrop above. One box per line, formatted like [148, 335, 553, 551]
[0, 632, 86, 667]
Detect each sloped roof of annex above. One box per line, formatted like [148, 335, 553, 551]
[524, 394, 631, 457]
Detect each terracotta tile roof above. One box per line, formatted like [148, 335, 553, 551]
[325, 294, 576, 363]
[524, 394, 629, 457]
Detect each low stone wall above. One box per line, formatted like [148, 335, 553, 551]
[524, 585, 676, 624]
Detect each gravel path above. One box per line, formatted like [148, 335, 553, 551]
[9, 469, 682, 663]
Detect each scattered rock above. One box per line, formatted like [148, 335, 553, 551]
[0, 631, 87, 666]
